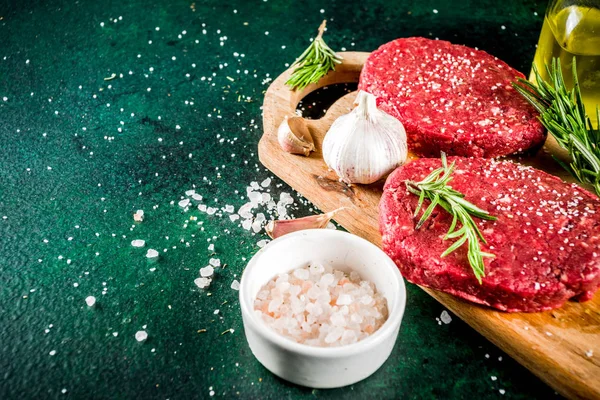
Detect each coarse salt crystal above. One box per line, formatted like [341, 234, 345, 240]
[85, 296, 96, 307]
[131, 239, 145, 247]
[135, 330, 148, 342]
[260, 178, 271, 187]
[336, 294, 352, 306]
[440, 310, 452, 324]
[178, 199, 190, 208]
[200, 266, 214, 277]
[293, 268, 310, 280]
[209, 258, 221, 267]
[231, 280, 240, 290]
[194, 277, 212, 289]
[146, 249, 159, 258]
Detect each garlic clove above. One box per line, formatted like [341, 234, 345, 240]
[265, 207, 345, 239]
[322, 90, 408, 185]
[277, 116, 315, 156]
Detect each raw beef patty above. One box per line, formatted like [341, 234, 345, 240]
[359, 37, 546, 158]
[379, 157, 600, 312]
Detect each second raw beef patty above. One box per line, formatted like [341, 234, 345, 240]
[359, 37, 546, 158]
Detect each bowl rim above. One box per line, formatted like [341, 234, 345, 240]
[239, 229, 406, 358]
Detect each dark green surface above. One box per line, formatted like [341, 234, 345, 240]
[0, 0, 562, 399]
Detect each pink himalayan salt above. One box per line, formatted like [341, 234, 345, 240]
[253, 263, 388, 347]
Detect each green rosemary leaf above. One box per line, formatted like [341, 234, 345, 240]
[441, 235, 468, 257]
[285, 20, 342, 91]
[414, 189, 426, 218]
[416, 193, 439, 229]
[512, 57, 600, 197]
[404, 153, 497, 283]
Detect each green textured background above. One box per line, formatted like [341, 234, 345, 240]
[0, 0, 562, 398]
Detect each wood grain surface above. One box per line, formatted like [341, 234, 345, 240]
[258, 52, 600, 400]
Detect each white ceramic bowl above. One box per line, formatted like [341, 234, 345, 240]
[239, 229, 406, 389]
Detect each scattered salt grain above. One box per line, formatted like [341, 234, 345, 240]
[231, 280, 240, 290]
[260, 178, 271, 187]
[49, 350, 57, 356]
[200, 266, 214, 277]
[209, 258, 221, 267]
[195, 277, 212, 289]
[146, 249, 159, 258]
[254, 263, 388, 347]
[178, 199, 190, 208]
[586, 349, 594, 358]
[440, 310, 452, 324]
[131, 239, 145, 248]
[133, 210, 144, 222]
[135, 330, 148, 342]
[85, 296, 96, 307]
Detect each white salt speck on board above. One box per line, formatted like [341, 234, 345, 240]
[209, 258, 221, 267]
[586, 349, 594, 357]
[135, 330, 148, 342]
[491, 376, 497, 381]
[131, 239, 145, 248]
[146, 249, 159, 258]
[499, 389, 506, 395]
[85, 296, 96, 307]
[231, 280, 240, 291]
[49, 350, 57, 356]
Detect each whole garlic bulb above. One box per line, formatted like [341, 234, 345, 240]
[322, 91, 408, 184]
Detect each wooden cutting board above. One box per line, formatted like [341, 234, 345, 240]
[258, 52, 600, 400]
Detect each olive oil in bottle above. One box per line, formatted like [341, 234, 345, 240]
[531, 3, 600, 124]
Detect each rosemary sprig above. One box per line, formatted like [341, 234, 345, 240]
[285, 20, 342, 91]
[404, 153, 497, 284]
[512, 58, 600, 197]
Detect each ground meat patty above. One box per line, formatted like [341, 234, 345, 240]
[359, 37, 546, 158]
[380, 157, 600, 312]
